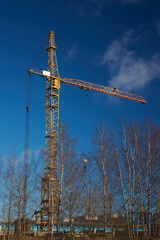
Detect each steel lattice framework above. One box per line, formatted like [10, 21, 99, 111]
[30, 31, 60, 232]
[29, 30, 146, 233]
[41, 31, 60, 231]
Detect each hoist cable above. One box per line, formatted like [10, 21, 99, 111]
[83, 94, 88, 153]
[30, 36, 48, 70]
[56, 33, 106, 85]
[25, 74, 32, 159]
[24, 74, 32, 184]
[23, 74, 32, 236]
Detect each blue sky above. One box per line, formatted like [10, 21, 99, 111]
[0, 0, 160, 158]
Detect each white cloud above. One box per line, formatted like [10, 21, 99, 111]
[101, 30, 160, 91]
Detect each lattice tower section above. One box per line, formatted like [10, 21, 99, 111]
[41, 31, 60, 231]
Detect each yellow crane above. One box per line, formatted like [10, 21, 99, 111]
[28, 31, 146, 233]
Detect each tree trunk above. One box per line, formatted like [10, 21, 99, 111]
[23, 163, 28, 237]
[18, 169, 22, 239]
[3, 201, 6, 240]
[102, 159, 107, 235]
[7, 154, 16, 240]
[147, 131, 152, 239]
[69, 185, 73, 238]
[57, 165, 63, 233]
[114, 134, 130, 239]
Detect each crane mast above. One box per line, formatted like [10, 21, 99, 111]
[34, 31, 61, 231]
[29, 31, 146, 233]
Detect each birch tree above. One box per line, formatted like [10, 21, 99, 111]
[57, 122, 77, 233]
[92, 123, 118, 236]
[4, 152, 16, 240]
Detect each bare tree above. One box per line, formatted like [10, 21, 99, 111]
[13, 163, 23, 238]
[114, 120, 160, 239]
[91, 123, 119, 236]
[57, 122, 77, 233]
[64, 161, 85, 237]
[4, 152, 16, 240]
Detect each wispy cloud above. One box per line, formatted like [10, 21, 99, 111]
[156, 22, 160, 36]
[117, 0, 144, 4]
[68, 45, 78, 58]
[101, 30, 160, 91]
[67, 0, 145, 20]
[67, 0, 106, 19]
[1, 147, 43, 167]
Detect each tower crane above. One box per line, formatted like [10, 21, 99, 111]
[28, 31, 146, 233]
